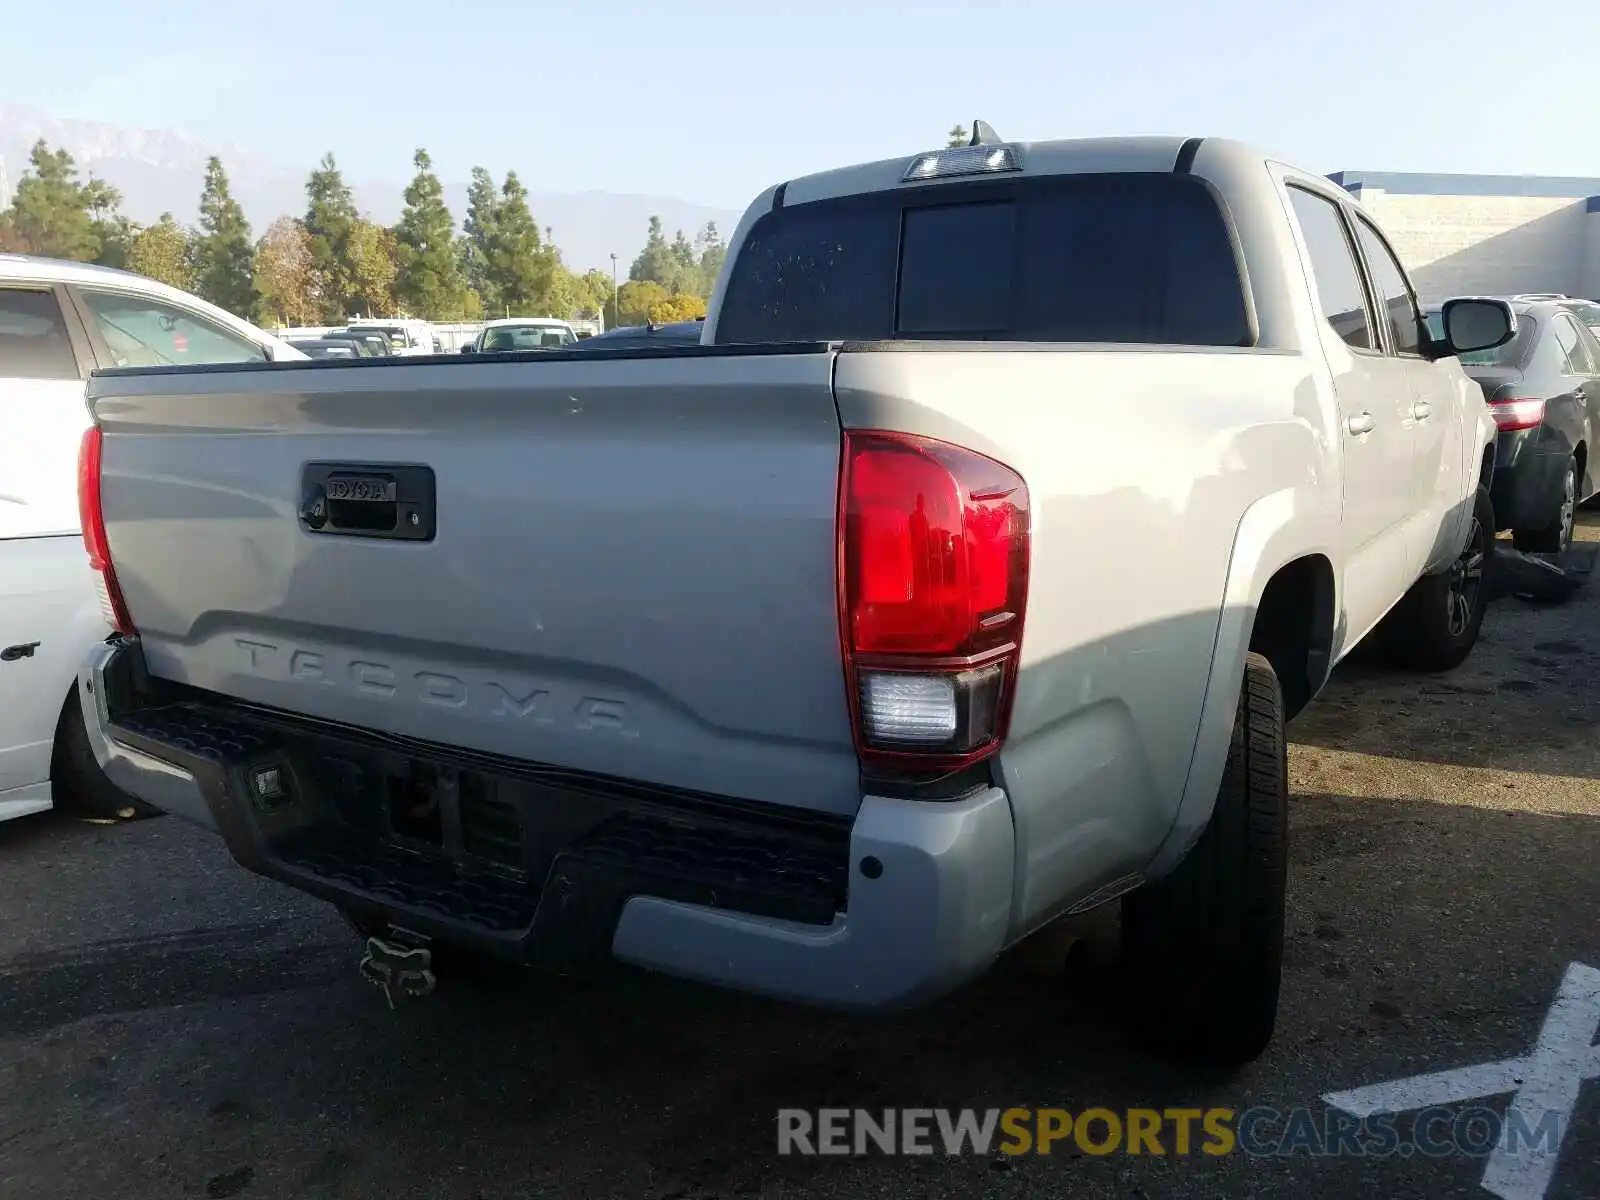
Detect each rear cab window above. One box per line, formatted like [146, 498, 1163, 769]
[716, 173, 1252, 346]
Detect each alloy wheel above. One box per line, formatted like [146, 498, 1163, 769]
[1446, 514, 1487, 637]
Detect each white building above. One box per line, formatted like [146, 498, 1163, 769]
[1331, 170, 1600, 302]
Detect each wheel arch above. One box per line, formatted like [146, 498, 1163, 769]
[1142, 487, 1337, 880]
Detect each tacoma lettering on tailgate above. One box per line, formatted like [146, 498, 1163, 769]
[233, 638, 638, 735]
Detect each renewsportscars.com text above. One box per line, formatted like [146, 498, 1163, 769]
[776, 1106, 1561, 1160]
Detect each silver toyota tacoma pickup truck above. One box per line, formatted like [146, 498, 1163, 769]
[76, 131, 1512, 1064]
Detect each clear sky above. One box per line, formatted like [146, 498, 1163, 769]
[4, 0, 1597, 207]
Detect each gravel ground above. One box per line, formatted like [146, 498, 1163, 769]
[1, 517, 1596, 1200]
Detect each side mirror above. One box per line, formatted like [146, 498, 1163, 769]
[460, 344, 476, 355]
[1440, 297, 1515, 355]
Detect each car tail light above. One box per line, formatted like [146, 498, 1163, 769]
[77, 426, 135, 636]
[838, 430, 1030, 775]
[1489, 397, 1546, 432]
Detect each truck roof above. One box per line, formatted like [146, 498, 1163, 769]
[772, 134, 1280, 208]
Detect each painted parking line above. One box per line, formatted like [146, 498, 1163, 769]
[1324, 961, 1600, 1200]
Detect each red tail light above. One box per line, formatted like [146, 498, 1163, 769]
[1489, 397, 1546, 432]
[838, 430, 1030, 775]
[77, 426, 135, 636]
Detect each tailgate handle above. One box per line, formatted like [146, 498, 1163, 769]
[300, 462, 436, 541]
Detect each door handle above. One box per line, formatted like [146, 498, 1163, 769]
[1412, 400, 1432, 420]
[1346, 412, 1376, 436]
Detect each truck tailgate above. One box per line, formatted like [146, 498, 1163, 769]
[88, 350, 862, 815]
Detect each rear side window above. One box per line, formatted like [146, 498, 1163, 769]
[1553, 314, 1594, 374]
[717, 173, 1251, 346]
[79, 290, 267, 367]
[1287, 188, 1375, 352]
[0, 287, 79, 380]
[1351, 216, 1423, 355]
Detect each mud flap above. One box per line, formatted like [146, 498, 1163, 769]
[1489, 543, 1597, 604]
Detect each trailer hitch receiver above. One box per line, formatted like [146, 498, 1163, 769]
[359, 935, 437, 1009]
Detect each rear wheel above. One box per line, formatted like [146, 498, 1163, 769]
[52, 690, 160, 822]
[1511, 455, 1577, 555]
[1379, 485, 1493, 672]
[1121, 651, 1288, 1066]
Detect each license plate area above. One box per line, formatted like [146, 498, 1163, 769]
[382, 759, 527, 872]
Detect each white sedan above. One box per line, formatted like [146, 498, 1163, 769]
[0, 254, 304, 823]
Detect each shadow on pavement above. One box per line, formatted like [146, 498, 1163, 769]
[2, 796, 1593, 1200]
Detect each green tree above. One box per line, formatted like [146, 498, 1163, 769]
[393, 148, 476, 320]
[615, 279, 671, 326]
[647, 293, 707, 325]
[694, 221, 725, 297]
[0, 140, 110, 260]
[253, 217, 318, 327]
[127, 213, 193, 289]
[85, 178, 130, 268]
[542, 265, 579, 321]
[947, 124, 970, 148]
[573, 268, 615, 321]
[629, 215, 677, 287]
[93, 215, 140, 270]
[460, 166, 500, 311]
[193, 157, 256, 316]
[346, 220, 398, 317]
[484, 171, 551, 314]
[304, 153, 360, 320]
[670, 229, 695, 272]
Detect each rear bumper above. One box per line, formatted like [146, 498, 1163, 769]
[78, 639, 1015, 1010]
[1490, 430, 1569, 533]
[79, 642, 217, 830]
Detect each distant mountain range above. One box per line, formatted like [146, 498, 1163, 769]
[0, 106, 741, 275]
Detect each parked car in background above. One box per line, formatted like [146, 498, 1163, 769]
[465, 318, 578, 353]
[288, 338, 366, 360]
[75, 133, 1504, 1065]
[345, 317, 437, 355]
[1553, 297, 1600, 340]
[1426, 298, 1600, 553]
[326, 329, 393, 356]
[0, 254, 304, 825]
[569, 319, 705, 350]
[429, 323, 484, 354]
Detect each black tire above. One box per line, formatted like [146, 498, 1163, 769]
[1511, 455, 1577, 555]
[1379, 485, 1494, 672]
[1120, 651, 1287, 1066]
[52, 690, 161, 822]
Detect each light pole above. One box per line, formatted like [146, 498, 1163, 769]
[610, 253, 619, 331]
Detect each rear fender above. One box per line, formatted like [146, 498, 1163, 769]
[1422, 382, 1496, 575]
[1143, 487, 1337, 880]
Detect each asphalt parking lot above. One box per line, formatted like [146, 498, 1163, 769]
[2, 521, 1597, 1200]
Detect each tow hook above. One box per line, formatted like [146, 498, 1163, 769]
[359, 932, 437, 1009]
